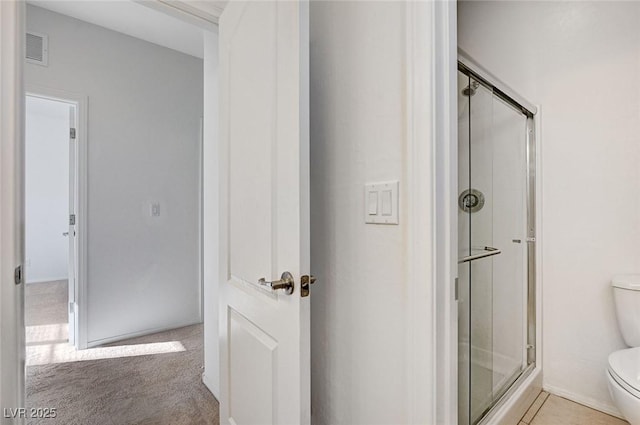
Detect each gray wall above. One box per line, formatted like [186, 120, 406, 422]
[26, 5, 204, 344]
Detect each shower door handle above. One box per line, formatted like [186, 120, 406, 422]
[458, 246, 502, 264]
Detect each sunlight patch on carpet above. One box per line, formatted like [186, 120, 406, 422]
[26, 323, 68, 345]
[26, 324, 186, 366]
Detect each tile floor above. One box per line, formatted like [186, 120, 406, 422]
[519, 392, 629, 425]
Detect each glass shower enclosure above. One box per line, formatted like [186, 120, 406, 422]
[457, 57, 536, 425]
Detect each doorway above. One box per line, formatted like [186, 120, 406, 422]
[3, 2, 311, 422]
[24, 93, 79, 350]
[21, 2, 219, 422]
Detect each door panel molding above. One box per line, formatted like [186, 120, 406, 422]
[228, 307, 278, 425]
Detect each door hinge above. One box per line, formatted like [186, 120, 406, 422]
[70, 128, 76, 139]
[69, 302, 75, 314]
[14, 265, 23, 285]
[300, 275, 317, 298]
[69, 214, 76, 225]
[454, 277, 459, 301]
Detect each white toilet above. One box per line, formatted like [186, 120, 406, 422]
[608, 274, 640, 425]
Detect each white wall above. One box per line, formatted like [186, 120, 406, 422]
[310, 2, 409, 423]
[459, 1, 640, 416]
[202, 29, 219, 399]
[25, 96, 69, 283]
[26, 5, 204, 344]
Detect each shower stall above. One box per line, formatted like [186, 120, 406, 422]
[457, 53, 537, 425]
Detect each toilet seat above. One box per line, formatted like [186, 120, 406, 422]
[608, 347, 640, 399]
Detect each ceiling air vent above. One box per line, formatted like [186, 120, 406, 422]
[26, 32, 48, 66]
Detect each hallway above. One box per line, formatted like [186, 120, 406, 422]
[25, 281, 218, 425]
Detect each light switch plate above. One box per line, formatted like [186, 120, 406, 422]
[364, 181, 399, 224]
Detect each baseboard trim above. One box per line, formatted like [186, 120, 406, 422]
[86, 319, 203, 348]
[543, 384, 623, 420]
[202, 372, 219, 400]
[26, 276, 67, 284]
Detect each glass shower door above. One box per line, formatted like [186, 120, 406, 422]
[458, 69, 529, 425]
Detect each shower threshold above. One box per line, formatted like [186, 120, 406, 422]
[475, 363, 538, 425]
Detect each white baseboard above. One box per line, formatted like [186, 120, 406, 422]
[543, 384, 623, 420]
[26, 276, 67, 284]
[86, 318, 202, 348]
[202, 372, 219, 400]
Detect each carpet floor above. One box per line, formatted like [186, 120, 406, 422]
[25, 281, 219, 425]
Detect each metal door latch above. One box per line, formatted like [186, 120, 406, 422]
[14, 265, 23, 285]
[300, 274, 317, 298]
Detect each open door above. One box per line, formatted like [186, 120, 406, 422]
[218, 1, 311, 424]
[67, 105, 78, 347]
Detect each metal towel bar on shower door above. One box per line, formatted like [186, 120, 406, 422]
[458, 246, 502, 264]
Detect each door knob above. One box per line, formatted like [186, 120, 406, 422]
[258, 271, 294, 295]
[62, 232, 69, 236]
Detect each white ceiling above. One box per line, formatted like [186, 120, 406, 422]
[28, 0, 205, 59]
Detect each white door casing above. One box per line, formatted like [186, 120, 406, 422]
[218, 1, 310, 424]
[0, 0, 25, 422]
[67, 104, 77, 347]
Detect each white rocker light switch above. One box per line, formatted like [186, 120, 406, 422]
[364, 181, 399, 224]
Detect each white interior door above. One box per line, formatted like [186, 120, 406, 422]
[218, 1, 310, 424]
[67, 105, 77, 347]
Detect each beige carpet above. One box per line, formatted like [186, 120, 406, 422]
[25, 280, 68, 326]
[25, 281, 219, 425]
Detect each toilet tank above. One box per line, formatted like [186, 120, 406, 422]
[612, 275, 640, 347]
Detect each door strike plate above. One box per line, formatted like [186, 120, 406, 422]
[300, 275, 317, 298]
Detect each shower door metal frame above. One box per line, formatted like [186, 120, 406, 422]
[458, 50, 537, 116]
[457, 49, 538, 425]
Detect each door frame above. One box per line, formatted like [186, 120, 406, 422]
[25, 86, 88, 350]
[0, 0, 26, 419]
[0, 0, 458, 421]
[135, 0, 221, 400]
[405, 1, 458, 423]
